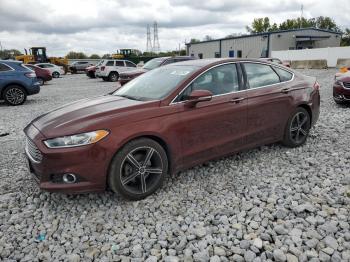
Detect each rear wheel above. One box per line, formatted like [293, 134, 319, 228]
[52, 71, 60, 78]
[108, 72, 119, 82]
[108, 138, 168, 200]
[3, 85, 27, 106]
[37, 77, 44, 85]
[282, 107, 311, 147]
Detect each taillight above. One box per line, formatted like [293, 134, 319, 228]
[101, 66, 105, 71]
[25, 72, 36, 78]
[313, 81, 320, 91]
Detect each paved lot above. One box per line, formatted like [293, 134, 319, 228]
[0, 71, 349, 261]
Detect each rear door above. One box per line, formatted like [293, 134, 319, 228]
[172, 63, 248, 168]
[0, 63, 15, 92]
[242, 62, 295, 147]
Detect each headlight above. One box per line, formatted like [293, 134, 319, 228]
[44, 130, 109, 148]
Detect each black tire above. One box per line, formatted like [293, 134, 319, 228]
[52, 71, 60, 78]
[282, 107, 311, 147]
[108, 138, 168, 200]
[3, 85, 27, 106]
[37, 77, 44, 86]
[108, 72, 119, 82]
[71, 68, 77, 74]
[102, 77, 108, 81]
[334, 99, 345, 105]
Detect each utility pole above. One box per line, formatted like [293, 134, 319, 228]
[300, 4, 303, 29]
[146, 24, 152, 53]
[153, 21, 160, 53]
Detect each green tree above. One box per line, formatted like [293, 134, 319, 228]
[246, 17, 271, 33]
[341, 28, 350, 46]
[89, 54, 100, 59]
[0, 49, 22, 59]
[203, 35, 213, 41]
[66, 51, 88, 59]
[189, 38, 200, 43]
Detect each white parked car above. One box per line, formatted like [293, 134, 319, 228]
[35, 63, 65, 78]
[95, 59, 137, 82]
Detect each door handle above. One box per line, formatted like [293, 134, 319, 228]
[230, 97, 245, 103]
[281, 88, 290, 94]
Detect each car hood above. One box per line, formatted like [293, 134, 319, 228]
[30, 95, 159, 138]
[120, 68, 148, 76]
[335, 71, 350, 81]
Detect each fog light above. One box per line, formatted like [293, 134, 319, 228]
[62, 173, 77, 184]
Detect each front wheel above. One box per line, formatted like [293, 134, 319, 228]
[282, 107, 311, 147]
[52, 71, 60, 78]
[37, 77, 44, 86]
[108, 138, 168, 200]
[4, 85, 27, 106]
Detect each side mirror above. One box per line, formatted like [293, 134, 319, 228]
[185, 90, 213, 107]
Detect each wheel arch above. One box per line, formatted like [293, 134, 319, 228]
[1, 83, 28, 98]
[297, 103, 312, 124]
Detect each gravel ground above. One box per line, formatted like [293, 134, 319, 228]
[0, 71, 349, 262]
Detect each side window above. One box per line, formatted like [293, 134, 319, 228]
[115, 61, 125, 67]
[0, 63, 11, 72]
[243, 63, 280, 88]
[162, 59, 175, 65]
[179, 64, 239, 101]
[273, 67, 293, 82]
[106, 61, 114, 66]
[125, 61, 136, 67]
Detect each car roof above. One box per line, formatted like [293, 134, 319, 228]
[0, 59, 22, 64]
[170, 58, 265, 67]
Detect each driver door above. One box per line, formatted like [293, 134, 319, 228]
[172, 63, 248, 169]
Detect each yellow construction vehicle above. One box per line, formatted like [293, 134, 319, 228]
[15, 47, 69, 73]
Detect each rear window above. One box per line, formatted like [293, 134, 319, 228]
[115, 61, 124, 67]
[243, 63, 280, 88]
[106, 61, 114, 66]
[0, 63, 11, 71]
[273, 67, 293, 82]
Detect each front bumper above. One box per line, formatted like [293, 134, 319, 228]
[23, 124, 112, 193]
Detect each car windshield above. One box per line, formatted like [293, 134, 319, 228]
[142, 58, 165, 70]
[113, 65, 198, 101]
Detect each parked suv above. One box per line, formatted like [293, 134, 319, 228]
[69, 61, 93, 74]
[0, 60, 40, 105]
[118, 56, 196, 86]
[95, 60, 137, 82]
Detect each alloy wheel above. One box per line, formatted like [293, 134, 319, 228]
[289, 112, 309, 144]
[5, 87, 25, 105]
[120, 146, 163, 195]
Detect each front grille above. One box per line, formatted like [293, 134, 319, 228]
[343, 81, 350, 89]
[25, 137, 43, 163]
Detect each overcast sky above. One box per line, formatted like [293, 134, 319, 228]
[0, 0, 349, 56]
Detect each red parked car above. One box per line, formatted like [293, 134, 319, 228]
[25, 64, 52, 85]
[24, 58, 320, 200]
[118, 56, 196, 86]
[86, 61, 103, 78]
[333, 67, 350, 104]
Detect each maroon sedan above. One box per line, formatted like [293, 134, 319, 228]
[118, 56, 195, 86]
[333, 68, 350, 104]
[24, 59, 320, 200]
[25, 64, 52, 85]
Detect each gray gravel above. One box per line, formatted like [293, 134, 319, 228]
[0, 71, 349, 261]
